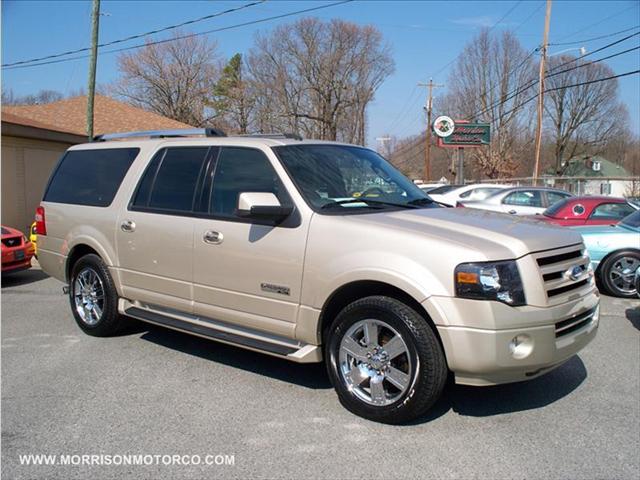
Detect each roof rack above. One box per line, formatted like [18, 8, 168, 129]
[238, 132, 303, 141]
[92, 128, 227, 142]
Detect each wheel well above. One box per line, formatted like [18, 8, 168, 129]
[318, 280, 438, 344]
[595, 248, 640, 275]
[66, 244, 99, 282]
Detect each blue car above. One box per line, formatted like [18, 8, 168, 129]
[574, 210, 640, 298]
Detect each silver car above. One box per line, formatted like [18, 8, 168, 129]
[460, 186, 573, 215]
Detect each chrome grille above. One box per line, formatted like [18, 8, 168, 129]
[534, 244, 592, 303]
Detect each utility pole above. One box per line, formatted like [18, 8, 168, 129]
[418, 79, 443, 182]
[86, 0, 101, 140]
[532, 0, 552, 185]
[375, 136, 391, 158]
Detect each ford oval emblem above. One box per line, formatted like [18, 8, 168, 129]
[567, 265, 583, 281]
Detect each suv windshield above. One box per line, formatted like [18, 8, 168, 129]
[620, 210, 640, 228]
[273, 144, 437, 212]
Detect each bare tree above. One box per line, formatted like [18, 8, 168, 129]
[544, 55, 624, 174]
[248, 18, 394, 143]
[113, 31, 219, 126]
[2, 88, 64, 105]
[444, 29, 536, 178]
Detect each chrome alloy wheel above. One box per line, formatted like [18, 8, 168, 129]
[338, 319, 414, 406]
[609, 256, 640, 294]
[73, 267, 105, 326]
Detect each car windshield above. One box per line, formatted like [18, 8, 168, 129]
[620, 210, 640, 229]
[272, 144, 437, 212]
[543, 198, 571, 217]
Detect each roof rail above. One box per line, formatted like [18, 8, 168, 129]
[92, 128, 227, 142]
[238, 132, 303, 141]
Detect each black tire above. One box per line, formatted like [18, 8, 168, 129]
[325, 295, 448, 424]
[599, 250, 640, 298]
[69, 253, 124, 336]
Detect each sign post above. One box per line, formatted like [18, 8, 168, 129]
[433, 118, 490, 184]
[456, 147, 464, 184]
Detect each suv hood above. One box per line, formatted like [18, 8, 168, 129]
[352, 207, 583, 259]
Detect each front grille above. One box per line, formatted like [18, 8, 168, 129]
[536, 249, 582, 266]
[555, 307, 597, 337]
[2, 236, 22, 248]
[548, 279, 589, 297]
[534, 245, 592, 302]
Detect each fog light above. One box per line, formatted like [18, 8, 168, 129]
[509, 334, 533, 359]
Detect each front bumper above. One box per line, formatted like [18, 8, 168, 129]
[423, 289, 599, 386]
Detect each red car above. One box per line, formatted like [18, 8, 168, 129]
[1, 225, 35, 274]
[533, 196, 637, 226]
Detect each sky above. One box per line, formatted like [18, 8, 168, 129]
[2, 0, 639, 147]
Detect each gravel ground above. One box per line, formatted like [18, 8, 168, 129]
[2, 264, 639, 479]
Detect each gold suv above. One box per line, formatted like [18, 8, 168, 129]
[36, 129, 599, 423]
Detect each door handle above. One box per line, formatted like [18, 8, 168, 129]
[508, 210, 517, 215]
[120, 220, 136, 232]
[203, 230, 223, 245]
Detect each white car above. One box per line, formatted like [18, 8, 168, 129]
[460, 187, 573, 215]
[428, 183, 510, 207]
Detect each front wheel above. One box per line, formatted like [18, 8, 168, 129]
[599, 250, 640, 298]
[325, 296, 448, 424]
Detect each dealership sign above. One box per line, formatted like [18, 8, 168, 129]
[435, 121, 491, 148]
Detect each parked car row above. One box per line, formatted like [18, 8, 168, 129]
[421, 183, 639, 297]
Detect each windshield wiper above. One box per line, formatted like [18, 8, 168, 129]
[407, 197, 450, 208]
[320, 198, 417, 210]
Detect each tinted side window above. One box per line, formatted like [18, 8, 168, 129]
[589, 202, 635, 219]
[210, 147, 289, 218]
[139, 147, 209, 212]
[131, 150, 164, 207]
[547, 191, 569, 206]
[44, 148, 139, 207]
[503, 191, 542, 207]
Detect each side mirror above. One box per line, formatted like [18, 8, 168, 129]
[236, 192, 293, 222]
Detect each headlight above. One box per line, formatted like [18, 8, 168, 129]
[455, 260, 526, 306]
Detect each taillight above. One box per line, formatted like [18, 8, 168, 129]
[35, 206, 47, 235]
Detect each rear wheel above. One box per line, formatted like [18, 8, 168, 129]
[69, 254, 124, 336]
[599, 250, 640, 298]
[325, 296, 447, 424]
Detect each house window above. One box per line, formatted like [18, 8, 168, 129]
[600, 183, 612, 195]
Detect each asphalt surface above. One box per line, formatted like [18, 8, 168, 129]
[1, 264, 639, 480]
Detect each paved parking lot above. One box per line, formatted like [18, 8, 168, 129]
[2, 264, 639, 479]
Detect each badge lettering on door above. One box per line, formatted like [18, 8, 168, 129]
[261, 283, 290, 296]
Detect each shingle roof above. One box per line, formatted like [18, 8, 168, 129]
[563, 155, 631, 178]
[1, 111, 81, 135]
[2, 95, 194, 136]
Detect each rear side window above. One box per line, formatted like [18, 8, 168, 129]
[589, 202, 635, 220]
[44, 148, 139, 207]
[503, 190, 543, 207]
[131, 147, 209, 213]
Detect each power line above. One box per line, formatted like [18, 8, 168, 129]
[555, 4, 639, 42]
[500, 69, 640, 119]
[381, 85, 421, 134]
[384, 0, 536, 137]
[549, 25, 640, 47]
[2, 1, 354, 70]
[470, 30, 640, 119]
[2, 1, 265, 68]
